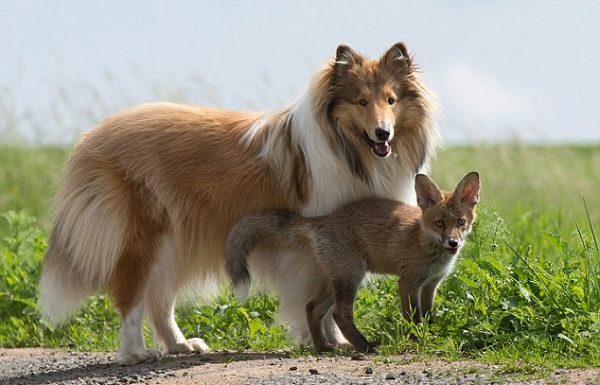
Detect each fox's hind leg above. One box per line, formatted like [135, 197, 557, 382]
[146, 234, 210, 355]
[305, 281, 335, 352]
[330, 274, 374, 352]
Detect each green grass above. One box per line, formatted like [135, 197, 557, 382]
[0, 143, 599, 370]
[430, 144, 600, 220]
[0, 146, 68, 234]
[355, 204, 600, 367]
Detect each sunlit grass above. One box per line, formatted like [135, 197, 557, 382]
[355, 204, 600, 366]
[430, 144, 600, 220]
[0, 146, 67, 234]
[0, 143, 599, 370]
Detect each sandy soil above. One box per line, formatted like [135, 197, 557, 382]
[1, 348, 598, 385]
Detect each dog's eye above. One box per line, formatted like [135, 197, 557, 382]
[387, 97, 396, 105]
[358, 99, 368, 107]
[457, 218, 466, 226]
[435, 220, 444, 228]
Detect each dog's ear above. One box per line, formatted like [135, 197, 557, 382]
[455, 172, 480, 208]
[387, 42, 410, 61]
[335, 44, 361, 70]
[381, 42, 411, 74]
[415, 174, 443, 210]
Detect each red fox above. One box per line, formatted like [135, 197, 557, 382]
[225, 172, 480, 352]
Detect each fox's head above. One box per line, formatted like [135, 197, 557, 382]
[415, 172, 480, 255]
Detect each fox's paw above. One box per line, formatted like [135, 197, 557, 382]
[315, 342, 336, 353]
[169, 338, 211, 354]
[118, 348, 163, 365]
[366, 341, 380, 353]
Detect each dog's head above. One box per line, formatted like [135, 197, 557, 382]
[327, 42, 426, 160]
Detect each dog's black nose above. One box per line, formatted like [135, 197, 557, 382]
[447, 239, 459, 248]
[375, 128, 390, 141]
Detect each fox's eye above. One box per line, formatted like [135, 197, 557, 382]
[435, 220, 444, 228]
[387, 97, 396, 105]
[458, 218, 466, 226]
[358, 99, 368, 107]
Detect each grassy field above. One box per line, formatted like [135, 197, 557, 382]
[0, 143, 599, 370]
[431, 144, 600, 220]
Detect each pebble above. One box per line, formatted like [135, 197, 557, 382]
[309, 368, 319, 375]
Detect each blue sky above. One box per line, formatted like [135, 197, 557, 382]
[1, 0, 599, 144]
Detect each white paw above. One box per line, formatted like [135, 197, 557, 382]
[118, 348, 163, 365]
[187, 337, 211, 352]
[326, 325, 351, 348]
[169, 338, 211, 354]
[334, 340, 354, 350]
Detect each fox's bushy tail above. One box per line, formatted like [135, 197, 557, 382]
[225, 209, 308, 302]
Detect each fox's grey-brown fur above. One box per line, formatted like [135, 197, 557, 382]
[226, 172, 480, 352]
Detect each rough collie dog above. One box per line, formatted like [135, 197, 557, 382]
[39, 42, 440, 364]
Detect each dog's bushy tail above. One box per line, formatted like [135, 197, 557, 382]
[39, 155, 133, 325]
[225, 209, 307, 303]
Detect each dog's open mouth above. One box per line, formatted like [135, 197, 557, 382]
[365, 133, 391, 158]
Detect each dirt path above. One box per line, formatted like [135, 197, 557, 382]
[1, 348, 598, 385]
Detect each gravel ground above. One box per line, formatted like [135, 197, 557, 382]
[1, 348, 598, 385]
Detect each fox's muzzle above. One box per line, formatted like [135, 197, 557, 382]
[443, 237, 460, 254]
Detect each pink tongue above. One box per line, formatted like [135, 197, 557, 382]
[373, 142, 390, 157]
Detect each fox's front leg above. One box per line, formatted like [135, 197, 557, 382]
[398, 279, 422, 323]
[419, 279, 442, 323]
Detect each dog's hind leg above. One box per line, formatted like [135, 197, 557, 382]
[146, 234, 210, 355]
[109, 191, 174, 364]
[146, 285, 210, 355]
[110, 241, 163, 364]
[323, 312, 352, 349]
[118, 300, 162, 364]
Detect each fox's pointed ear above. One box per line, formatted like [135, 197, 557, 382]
[381, 42, 411, 73]
[335, 44, 361, 69]
[455, 172, 480, 207]
[415, 174, 443, 210]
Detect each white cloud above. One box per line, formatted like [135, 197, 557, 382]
[435, 63, 546, 142]
[447, 65, 525, 118]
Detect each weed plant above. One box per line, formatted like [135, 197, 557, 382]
[0, 145, 599, 369]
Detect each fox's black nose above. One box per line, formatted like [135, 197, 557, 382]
[375, 127, 390, 141]
[447, 239, 459, 248]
